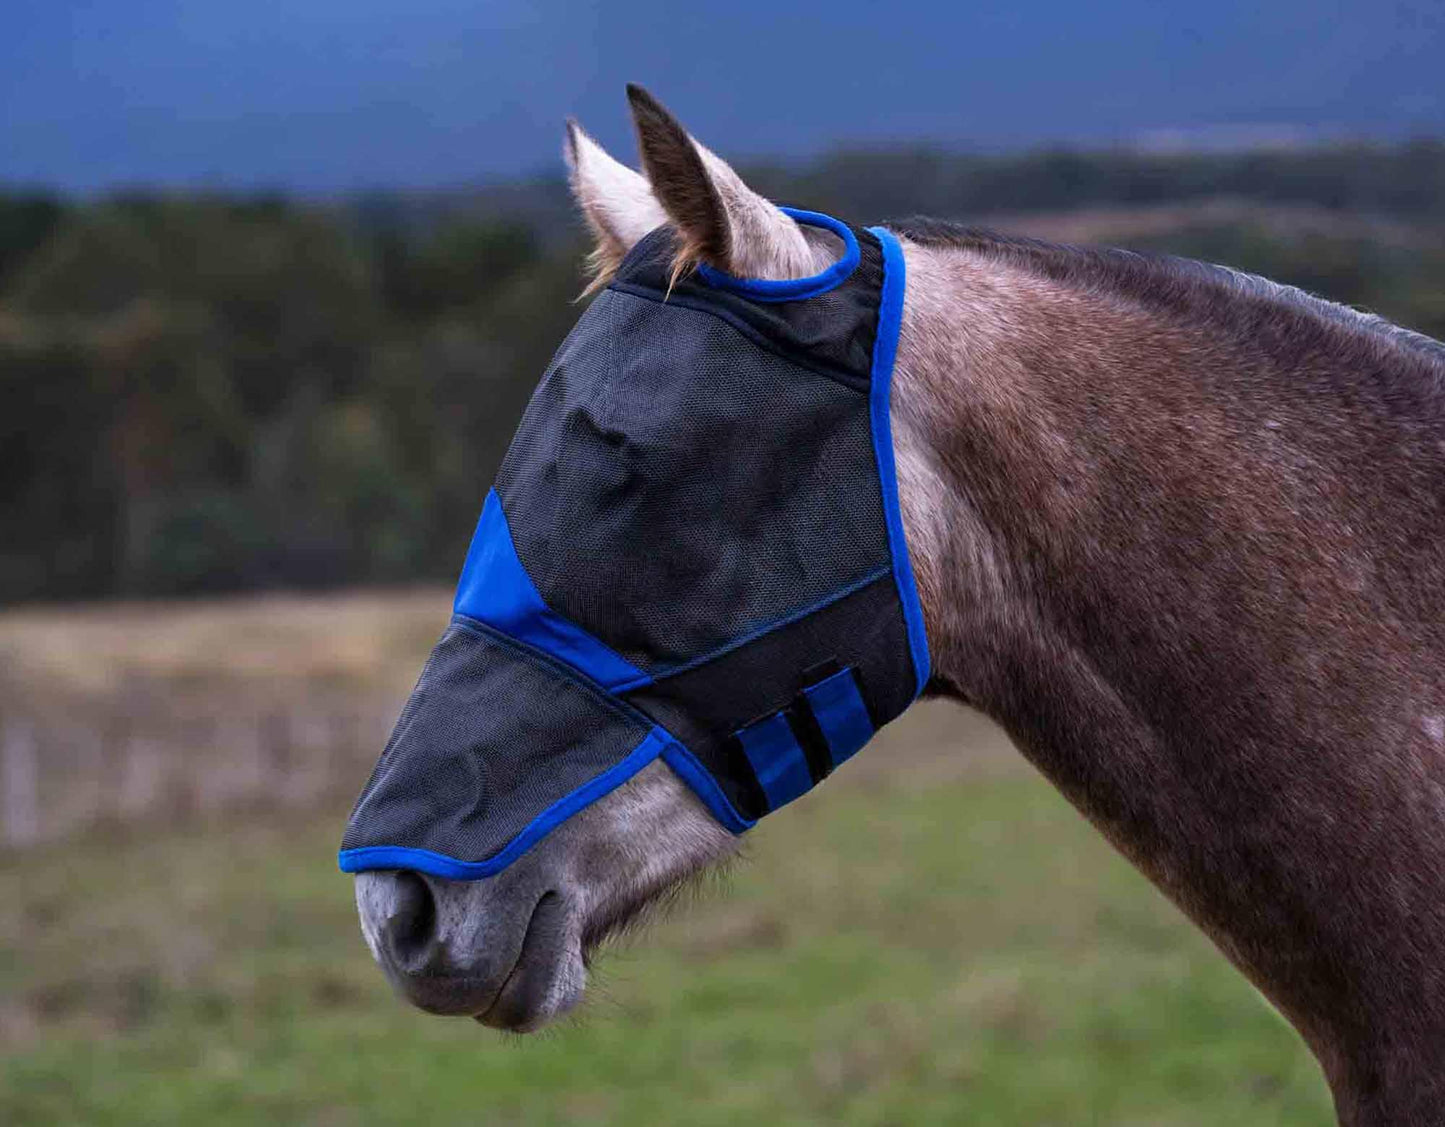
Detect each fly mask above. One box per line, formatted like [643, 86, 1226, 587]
[340, 209, 930, 879]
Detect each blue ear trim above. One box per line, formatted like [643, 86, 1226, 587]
[454, 489, 650, 692]
[694, 208, 861, 302]
[867, 226, 931, 698]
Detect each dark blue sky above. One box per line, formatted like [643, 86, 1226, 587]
[5, 0, 1442, 191]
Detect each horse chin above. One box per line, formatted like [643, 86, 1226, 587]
[474, 891, 586, 1032]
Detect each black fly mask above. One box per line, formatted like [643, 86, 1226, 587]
[341, 209, 929, 879]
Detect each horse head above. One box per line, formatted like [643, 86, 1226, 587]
[349, 86, 938, 1031]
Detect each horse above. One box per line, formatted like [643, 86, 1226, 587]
[353, 87, 1445, 1126]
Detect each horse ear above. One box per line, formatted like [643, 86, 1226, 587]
[624, 84, 821, 282]
[564, 119, 667, 292]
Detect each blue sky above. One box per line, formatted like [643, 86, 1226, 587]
[4, 0, 1442, 191]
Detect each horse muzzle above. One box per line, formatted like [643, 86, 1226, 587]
[355, 870, 584, 1031]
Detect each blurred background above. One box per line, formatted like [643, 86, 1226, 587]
[3, 2, 1442, 1123]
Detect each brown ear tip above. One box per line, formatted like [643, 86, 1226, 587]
[625, 84, 670, 123]
[562, 118, 581, 166]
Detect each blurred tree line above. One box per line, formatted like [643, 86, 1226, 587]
[2, 140, 1444, 602]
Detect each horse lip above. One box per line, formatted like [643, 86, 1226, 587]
[381, 944, 510, 1017]
[405, 975, 502, 1017]
[474, 946, 527, 1026]
[474, 891, 576, 1032]
[366, 880, 544, 1020]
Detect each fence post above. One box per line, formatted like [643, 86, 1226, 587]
[2, 719, 41, 847]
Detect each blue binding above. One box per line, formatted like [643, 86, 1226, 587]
[867, 225, 932, 698]
[694, 208, 861, 302]
[660, 737, 757, 833]
[338, 727, 669, 879]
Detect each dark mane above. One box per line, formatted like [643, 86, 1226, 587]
[889, 215, 1445, 381]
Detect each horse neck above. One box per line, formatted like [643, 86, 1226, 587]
[891, 238, 1445, 1124]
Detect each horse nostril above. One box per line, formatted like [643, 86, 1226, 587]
[384, 870, 438, 965]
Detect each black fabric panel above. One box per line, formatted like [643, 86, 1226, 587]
[610, 225, 885, 385]
[342, 620, 652, 863]
[494, 288, 889, 672]
[624, 575, 914, 821]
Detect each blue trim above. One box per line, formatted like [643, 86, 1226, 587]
[660, 738, 756, 833]
[867, 226, 931, 698]
[803, 668, 875, 768]
[453, 489, 649, 692]
[611, 564, 890, 693]
[694, 209, 861, 302]
[338, 727, 668, 879]
[734, 712, 814, 812]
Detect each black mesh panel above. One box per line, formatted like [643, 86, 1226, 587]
[341, 620, 653, 864]
[494, 289, 889, 671]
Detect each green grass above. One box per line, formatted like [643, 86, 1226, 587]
[0, 710, 1333, 1126]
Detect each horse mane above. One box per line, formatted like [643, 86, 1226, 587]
[888, 216, 1445, 390]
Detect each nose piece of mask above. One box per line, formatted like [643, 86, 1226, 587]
[340, 209, 929, 880]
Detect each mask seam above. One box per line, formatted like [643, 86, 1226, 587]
[450, 613, 656, 732]
[607, 282, 871, 394]
[611, 564, 892, 693]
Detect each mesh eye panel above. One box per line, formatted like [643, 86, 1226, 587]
[341, 620, 652, 864]
[494, 289, 889, 672]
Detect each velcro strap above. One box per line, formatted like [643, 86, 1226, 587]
[802, 667, 874, 768]
[733, 712, 815, 812]
[730, 665, 876, 814]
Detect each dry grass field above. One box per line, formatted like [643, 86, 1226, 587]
[0, 589, 451, 846]
[0, 586, 449, 701]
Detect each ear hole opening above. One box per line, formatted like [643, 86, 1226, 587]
[803, 225, 847, 271]
[693, 209, 863, 302]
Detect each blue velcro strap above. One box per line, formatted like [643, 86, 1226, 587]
[735, 712, 814, 812]
[802, 668, 874, 768]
